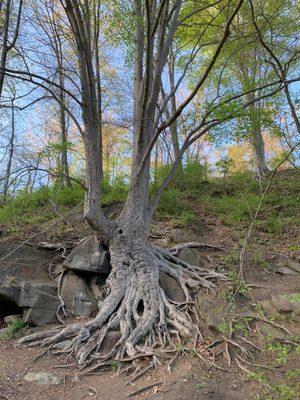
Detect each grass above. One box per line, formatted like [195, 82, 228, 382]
[198, 172, 300, 235]
[1, 167, 299, 252]
[1, 320, 28, 340]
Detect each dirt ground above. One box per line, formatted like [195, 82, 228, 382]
[1, 210, 299, 400]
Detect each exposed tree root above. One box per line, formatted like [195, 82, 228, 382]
[18, 242, 226, 372]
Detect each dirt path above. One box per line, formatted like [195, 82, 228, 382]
[0, 338, 255, 400]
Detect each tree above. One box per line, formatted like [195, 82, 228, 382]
[216, 155, 235, 180]
[16, 0, 300, 369]
[1, 85, 16, 203]
[249, 0, 300, 137]
[0, 0, 23, 98]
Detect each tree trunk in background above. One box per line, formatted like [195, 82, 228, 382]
[93, 0, 104, 182]
[0, 0, 22, 99]
[58, 75, 72, 188]
[251, 119, 269, 177]
[0, 0, 12, 98]
[53, 20, 72, 188]
[2, 97, 15, 202]
[168, 49, 181, 164]
[246, 92, 269, 177]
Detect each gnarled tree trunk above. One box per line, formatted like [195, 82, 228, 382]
[19, 0, 244, 372]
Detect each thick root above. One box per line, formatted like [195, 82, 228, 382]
[18, 243, 226, 371]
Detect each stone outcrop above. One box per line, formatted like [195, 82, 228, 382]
[63, 235, 110, 274]
[60, 271, 97, 317]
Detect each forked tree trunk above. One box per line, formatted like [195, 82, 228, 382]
[19, 0, 242, 371]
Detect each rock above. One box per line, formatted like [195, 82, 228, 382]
[169, 229, 188, 244]
[273, 256, 300, 275]
[178, 247, 199, 266]
[24, 372, 60, 385]
[0, 327, 8, 337]
[18, 281, 57, 308]
[4, 314, 22, 324]
[90, 275, 106, 300]
[22, 291, 60, 326]
[61, 271, 97, 317]
[195, 293, 227, 333]
[0, 245, 50, 304]
[16, 280, 60, 326]
[159, 272, 185, 302]
[271, 293, 300, 315]
[0, 245, 62, 326]
[64, 235, 110, 273]
[101, 331, 121, 355]
[260, 300, 278, 318]
[277, 267, 298, 276]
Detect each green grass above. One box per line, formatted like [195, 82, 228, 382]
[1, 320, 28, 340]
[1, 167, 299, 246]
[0, 184, 85, 225]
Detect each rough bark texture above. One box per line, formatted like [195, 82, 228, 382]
[17, 0, 243, 373]
[246, 93, 270, 178]
[19, 238, 225, 371]
[252, 123, 270, 178]
[2, 97, 15, 202]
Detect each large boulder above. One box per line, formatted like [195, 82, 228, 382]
[0, 245, 60, 326]
[23, 292, 60, 326]
[0, 243, 104, 326]
[0, 246, 50, 304]
[60, 271, 97, 317]
[0, 250, 49, 302]
[64, 235, 110, 274]
[19, 281, 59, 326]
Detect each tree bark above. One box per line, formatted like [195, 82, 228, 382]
[0, 0, 22, 98]
[2, 97, 15, 203]
[58, 70, 72, 188]
[246, 93, 269, 177]
[18, 0, 242, 370]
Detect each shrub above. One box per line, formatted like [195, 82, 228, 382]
[2, 320, 28, 340]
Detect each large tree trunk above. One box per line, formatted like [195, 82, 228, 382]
[18, 0, 242, 372]
[19, 227, 223, 369]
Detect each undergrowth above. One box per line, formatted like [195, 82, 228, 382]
[1, 320, 28, 340]
[1, 165, 299, 250]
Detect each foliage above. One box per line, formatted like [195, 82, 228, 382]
[215, 156, 235, 179]
[1, 320, 28, 340]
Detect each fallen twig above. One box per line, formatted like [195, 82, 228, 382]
[127, 381, 164, 397]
